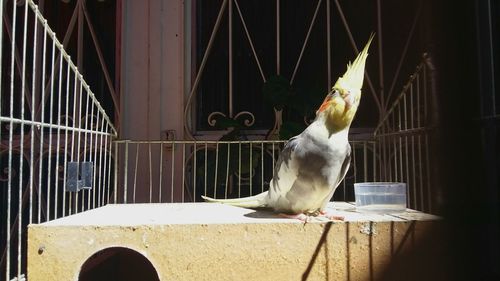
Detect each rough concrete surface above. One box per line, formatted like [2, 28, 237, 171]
[28, 202, 443, 281]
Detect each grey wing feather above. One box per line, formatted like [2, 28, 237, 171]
[271, 136, 299, 187]
[336, 144, 351, 187]
[320, 143, 351, 210]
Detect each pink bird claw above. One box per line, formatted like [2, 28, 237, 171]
[319, 210, 345, 221]
[278, 213, 310, 222]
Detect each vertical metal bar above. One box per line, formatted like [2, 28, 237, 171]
[377, 135, 381, 181]
[373, 142, 377, 182]
[62, 50, 71, 218]
[103, 126, 110, 205]
[159, 142, 164, 202]
[124, 140, 129, 203]
[98, 116, 106, 206]
[423, 54, 430, 210]
[114, 140, 118, 204]
[133, 143, 139, 203]
[228, 0, 233, 118]
[15, 2, 29, 276]
[487, 0, 496, 115]
[106, 132, 113, 204]
[225, 143, 230, 199]
[82, 85, 90, 211]
[193, 142, 196, 202]
[381, 127, 387, 181]
[386, 120, 392, 181]
[326, 0, 331, 89]
[376, 0, 385, 109]
[182, 143, 186, 202]
[29, 5, 39, 224]
[363, 142, 368, 182]
[410, 84, 417, 209]
[87, 91, 95, 210]
[214, 142, 219, 198]
[271, 142, 275, 179]
[100, 127, 107, 205]
[171, 141, 175, 202]
[398, 104, 404, 184]
[0, 0, 4, 266]
[6, 2, 18, 277]
[276, 0, 280, 75]
[425, 134, 432, 212]
[417, 73, 424, 210]
[404, 94, 410, 208]
[204, 142, 208, 197]
[54, 43, 64, 218]
[69, 65, 78, 215]
[261, 142, 264, 193]
[380, 135, 385, 181]
[0, 0, 4, 272]
[92, 113, 100, 208]
[46, 34, 57, 220]
[423, 65, 428, 122]
[75, 75, 84, 212]
[149, 142, 152, 203]
[352, 142, 357, 188]
[238, 142, 241, 197]
[393, 132, 398, 182]
[249, 143, 253, 195]
[0, 0, 3, 101]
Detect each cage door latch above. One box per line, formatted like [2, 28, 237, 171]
[66, 162, 93, 192]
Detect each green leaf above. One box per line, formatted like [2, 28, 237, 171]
[263, 75, 293, 109]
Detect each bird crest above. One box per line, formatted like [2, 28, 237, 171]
[334, 33, 374, 94]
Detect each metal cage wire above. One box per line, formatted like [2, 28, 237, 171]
[0, 0, 116, 280]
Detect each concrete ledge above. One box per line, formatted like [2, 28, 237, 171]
[28, 202, 443, 281]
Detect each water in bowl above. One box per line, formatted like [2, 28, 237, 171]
[354, 182, 407, 214]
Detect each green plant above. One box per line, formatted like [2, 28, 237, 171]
[263, 75, 325, 139]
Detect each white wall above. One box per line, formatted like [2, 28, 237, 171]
[119, 0, 186, 202]
[120, 0, 184, 141]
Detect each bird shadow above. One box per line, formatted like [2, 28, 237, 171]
[243, 208, 285, 219]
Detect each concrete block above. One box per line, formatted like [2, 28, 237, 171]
[28, 202, 443, 281]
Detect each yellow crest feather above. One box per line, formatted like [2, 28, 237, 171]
[334, 33, 374, 91]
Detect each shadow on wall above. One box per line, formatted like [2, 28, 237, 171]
[79, 247, 160, 281]
[302, 221, 450, 281]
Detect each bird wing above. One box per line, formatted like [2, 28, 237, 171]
[320, 143, 351, 211]
[266, 136, 300, 210]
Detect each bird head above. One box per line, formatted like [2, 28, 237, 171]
[316, 34, 374, 132]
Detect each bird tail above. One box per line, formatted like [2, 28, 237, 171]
[201, 191, 268, 208]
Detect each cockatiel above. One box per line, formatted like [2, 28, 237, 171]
[203, 34, 374, 220]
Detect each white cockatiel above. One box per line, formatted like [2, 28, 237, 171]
[203, 34, 373, 220]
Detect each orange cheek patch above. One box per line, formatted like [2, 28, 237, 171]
[317, 97, 331, 112]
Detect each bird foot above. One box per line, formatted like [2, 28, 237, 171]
[278, 212, 344, 222]
[278, 213, 311, 222]
[319, 210, 345, 221]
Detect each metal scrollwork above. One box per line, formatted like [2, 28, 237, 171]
[207, 111, 255, 128]
[207, 112, 227, 127]
[234, 111, 255, 127]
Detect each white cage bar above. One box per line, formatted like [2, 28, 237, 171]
[111, 139, 378, 205]
[374, 54, 437, 213]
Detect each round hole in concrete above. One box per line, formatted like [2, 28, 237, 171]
[79, 247, 160, 281]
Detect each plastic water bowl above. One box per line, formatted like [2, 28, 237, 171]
[354, 182, 407, 214]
